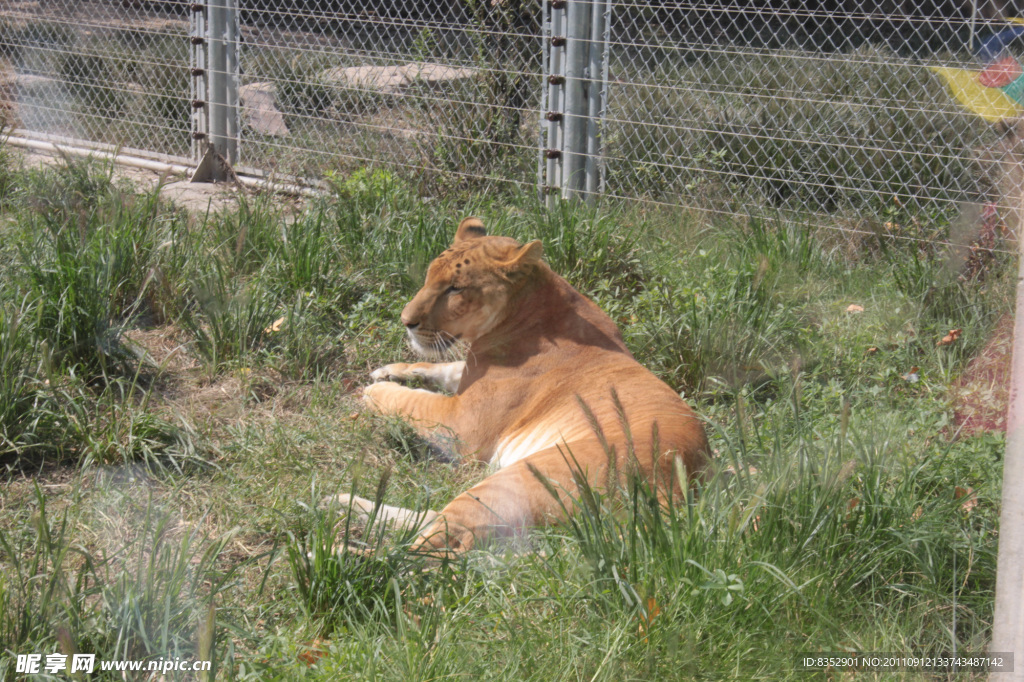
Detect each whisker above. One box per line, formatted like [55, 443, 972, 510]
[436, 331, 467, 361]
[406, 328, 468, 361]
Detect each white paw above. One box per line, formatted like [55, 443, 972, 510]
[370, 366, 392, 383]
[327, 493, 378, 519]
[323, 493, 352, 508]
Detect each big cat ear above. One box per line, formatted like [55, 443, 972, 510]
[504, 240, 543, 269]
[454, 217, 487, 242]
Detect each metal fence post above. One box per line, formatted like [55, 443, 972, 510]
[191, 0, 239, 182]
[542, 0, 564, 206]
[189, 2, 208, 164]
[541, 0, 608, 204]
[543, 0, 567, 207]
[585, 0, 611, 198]
[990, 153, 1024, 680]
[562, 0, 591, 199]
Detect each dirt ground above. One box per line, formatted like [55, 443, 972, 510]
[953, 313, 1014, 435]
[17, 145, 256, 213]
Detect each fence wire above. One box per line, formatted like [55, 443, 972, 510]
[602, 4, 1012, 237]
[0, 0, 194, 161]
[0, 0, 1022, 246]
[231, 0, 541, 194]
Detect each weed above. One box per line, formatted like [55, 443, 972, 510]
[534, 386, 996, 676]
[612, 249, 809, 395]
[0, 296, 44, 455]
[207, 196, 286, 277]
[0, 487, 82, 660]
[47, 375, 206, 472]
[178, 259, 280, 376]
[16, 169, 167, 377]
[0, 485, 237, 678]
[89, 495, 237, 662]
[511, 200, 649, 292]
[19, 155, 116, 217]
[286, 478, 435, 635]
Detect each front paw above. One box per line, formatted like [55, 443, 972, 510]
[370, 363, 409, 383]
[362, 380, 400, 411]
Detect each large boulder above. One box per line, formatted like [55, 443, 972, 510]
[240, 82, 289, 137]
[318, 62, 478, 96]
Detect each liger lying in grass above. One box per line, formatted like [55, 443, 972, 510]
[337, 217, 709, 554]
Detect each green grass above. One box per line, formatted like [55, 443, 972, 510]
[0, 152, 1011, 680]
[0, 295, 44, 455]
[0, 484, 236, 679]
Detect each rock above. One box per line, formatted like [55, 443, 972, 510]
[14, 73, 57, 92]
[0, 65, 18, 127]
[240, 82, 289, 137]
[318, 62, 478, 96]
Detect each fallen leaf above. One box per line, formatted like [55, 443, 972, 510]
[937, 329, 962, 347]
[846, 304, 865, 314]
[297, 639, 328, 666]
[955, 486, 978, 513]
[403, 605, 422, 629]
[911, 506, 923, 521]
[847, 498, 860, 513]
[646, 596, 660, 620]
[265, 316, 286, 334]
[866, 346, 878, 354]
[637, 596, 661, 639]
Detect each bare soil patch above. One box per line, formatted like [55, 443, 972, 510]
[952, 313, 1013, 435]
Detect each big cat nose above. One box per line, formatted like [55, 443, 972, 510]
[400, 300, 420, 329]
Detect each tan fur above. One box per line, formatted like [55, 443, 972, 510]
[358, 217, 709, 554]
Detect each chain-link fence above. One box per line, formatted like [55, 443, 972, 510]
[0, 0, 1022, 237]
[234, 0, 541, 192]
[602, 3, 1016, 239]
[0, 0, 193, 161]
